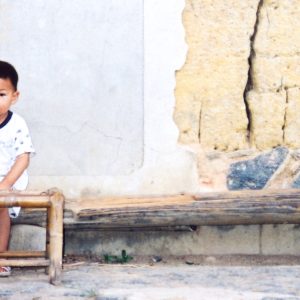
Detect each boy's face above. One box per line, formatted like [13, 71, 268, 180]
[0, 78, 19, 123]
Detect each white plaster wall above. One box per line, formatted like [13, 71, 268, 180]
[0, 0, 144, 176]
[0, 0, 200, 198]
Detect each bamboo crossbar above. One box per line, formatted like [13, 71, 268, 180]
[0, 197, 51, 208]
[0, 259, 50, 267]
[0, 251, 45, 258]
[0, 190, 55, 207]
[1, 189, 64, 285]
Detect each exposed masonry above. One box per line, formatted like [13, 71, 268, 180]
[282, 88, 288, 144]
[175, 0, 300, 151]
[244, 0, 264, 140]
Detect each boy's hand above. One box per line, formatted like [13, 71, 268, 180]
[0, 153, 29, 190]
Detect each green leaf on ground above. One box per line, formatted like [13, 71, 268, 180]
[104, 250, 133, 264]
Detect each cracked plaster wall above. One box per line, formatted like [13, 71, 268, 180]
[0, 0, 201, 198]
[1, 0, 299, 198]
[174, 0, 300, 191]
[0, 0, 144, 176]
[175, 0, 300, 151]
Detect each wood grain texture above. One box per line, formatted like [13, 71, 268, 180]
[73, 189, 300, 227]
[12, 190, 300, 229]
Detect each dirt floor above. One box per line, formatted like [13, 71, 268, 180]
[1, 255, 300, 300]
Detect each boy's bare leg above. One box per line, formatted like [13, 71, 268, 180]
[0, 208, 10, 251]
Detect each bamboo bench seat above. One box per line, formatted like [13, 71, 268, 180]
[0, 189, 64, 285]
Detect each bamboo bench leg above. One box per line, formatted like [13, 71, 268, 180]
[46, 192, 64, 285]
[0, 190, 64, 285]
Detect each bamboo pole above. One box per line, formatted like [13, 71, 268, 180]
[0, 259, 49, 267]
[48, 191, 64, 285]
[46, 206, 50, 273]
[0, 197, 51, 208]
[0, 190, 50, 197]
[0, 251, 45, 258]
[0, 189, 62, 207]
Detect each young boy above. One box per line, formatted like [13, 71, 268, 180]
[0, 61, 35, 276]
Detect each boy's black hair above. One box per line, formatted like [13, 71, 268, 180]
[0, 61, 18, 90]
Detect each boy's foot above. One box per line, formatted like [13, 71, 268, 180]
[0, 266, 11, 277]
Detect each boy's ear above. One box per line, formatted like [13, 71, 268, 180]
[12, 91, 20, 104]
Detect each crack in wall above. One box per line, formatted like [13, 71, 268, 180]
[243, 0, 264, 141]
[198, 105, 202, 143]
[282, 87, 289, 144]
[176, 0, 299, 151]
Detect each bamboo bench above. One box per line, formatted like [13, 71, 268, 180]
[0, 189, 64, 285]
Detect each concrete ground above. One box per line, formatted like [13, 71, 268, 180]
[1, 257, 300, 300]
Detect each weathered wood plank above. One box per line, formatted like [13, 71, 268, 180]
[12, 189, 300, 228]
[74, 189, 300, 227]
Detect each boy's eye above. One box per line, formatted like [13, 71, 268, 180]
[0, 93, 6, 97]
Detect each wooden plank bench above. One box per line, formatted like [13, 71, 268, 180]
[68, 189, 300, 228]
[0, 189, 64, 285]
[13, 189, 300, 230]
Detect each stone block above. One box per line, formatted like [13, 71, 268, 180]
[265, 152, 300, 189]
[175, 56, 250, 149]
[292, 174, 300, 188]
[199, 91, 249, 151]
[174, 0, 260, 150]
[176, 0, 300, 154]
[227, 147, 288, 190]
[254, 0, 300, 56]
[252, 57, 300, 92]
[183, 0, 260, 56]
[247, 91, 286, 149]
[9, 224, 46, 251]
[261, 224, 300, 255]
[65, 225, 260, 256]
[247, 0, 300, 151]
[284, 88, 300, 148]
[193, 225, 260, 255]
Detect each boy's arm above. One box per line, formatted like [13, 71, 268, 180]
[0, 153, 30, 190]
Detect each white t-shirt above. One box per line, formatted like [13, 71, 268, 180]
[0, 111, 35, 217]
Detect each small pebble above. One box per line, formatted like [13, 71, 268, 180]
[151, 256, 162, 263]
[205, 256, 217, 264]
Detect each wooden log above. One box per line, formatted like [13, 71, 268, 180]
[0, 251, 45, 258]
[10, 189, 300, 229]
[47, 191, 64, 285]
[63, 221, 196, 231]
[74, 189, 300, 227]
[0, 259, 49, 267]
